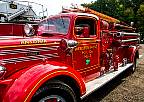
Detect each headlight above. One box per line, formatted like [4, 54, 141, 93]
[24, 24, 35, 36]
[0, 66, 6, 79]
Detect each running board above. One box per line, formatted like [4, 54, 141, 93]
[81, 63, 133, 99]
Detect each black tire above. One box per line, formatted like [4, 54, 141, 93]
[31, 80, 77, 102]
[129, 57, 137, 73]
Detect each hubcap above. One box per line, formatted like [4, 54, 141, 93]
[39, 95, 66, 102]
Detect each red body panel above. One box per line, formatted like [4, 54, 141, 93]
[3, 61, 85, 102]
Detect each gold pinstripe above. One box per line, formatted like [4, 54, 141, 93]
[0, 43, 59, 49]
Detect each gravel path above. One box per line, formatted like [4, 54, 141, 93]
[83, 44, 144, 102]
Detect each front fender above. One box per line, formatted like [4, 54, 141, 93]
[3, 61, 86, 102]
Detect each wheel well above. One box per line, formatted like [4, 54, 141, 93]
[54, 75, 81, 98]
[41, 75, 81, 100]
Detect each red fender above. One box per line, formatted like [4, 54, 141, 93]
[3, 61, 86, 102]
[129, 46, 139, 62]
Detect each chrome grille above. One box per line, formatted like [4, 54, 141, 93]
[1, 53, 58, 64]
[0, 46, 59, 64]
[0, 46, 58, 55]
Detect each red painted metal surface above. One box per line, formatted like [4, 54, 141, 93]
[3, 61, 85, 102]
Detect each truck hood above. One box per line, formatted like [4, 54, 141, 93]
[0, 36, 64, 78]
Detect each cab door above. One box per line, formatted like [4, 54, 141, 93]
[72, 16, 101, 82]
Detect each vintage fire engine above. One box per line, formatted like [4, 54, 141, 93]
[0, 6, 140, 102]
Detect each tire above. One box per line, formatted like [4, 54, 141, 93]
[130, 57, 137, 73]
[31, 80, 77, 102]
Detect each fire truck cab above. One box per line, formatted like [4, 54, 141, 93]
[0, 7, 140, 102]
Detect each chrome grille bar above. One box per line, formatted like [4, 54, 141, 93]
[0, 46, 58, 55]
[1, 53, 59, 64]
[122, 39, 139, 43]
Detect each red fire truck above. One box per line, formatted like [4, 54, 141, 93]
[0, 6, 140, 102]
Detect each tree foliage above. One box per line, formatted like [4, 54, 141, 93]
[81, 0, 144, 36]
[137, 3, 144, 39]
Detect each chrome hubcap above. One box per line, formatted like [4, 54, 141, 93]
[39, 95, 66, 102]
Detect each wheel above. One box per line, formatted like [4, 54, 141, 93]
[130, 57, 137, 73]
[31, 80, 77, 102]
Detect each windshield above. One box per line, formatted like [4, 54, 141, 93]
[38, 17, 70, 35]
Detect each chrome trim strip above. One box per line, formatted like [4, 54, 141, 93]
[1, 53, 59, 64]
[118, 32, 140, 36]
[0, 46, 58, 55]
[122, 39, 139, 42]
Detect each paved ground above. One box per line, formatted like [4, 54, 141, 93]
[83, 44, 144, 102]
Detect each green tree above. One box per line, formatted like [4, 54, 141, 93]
[123, 7, 134, 23]
[137, 3, 144, 40]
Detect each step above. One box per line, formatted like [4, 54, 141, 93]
[81, 63, 133, 99]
